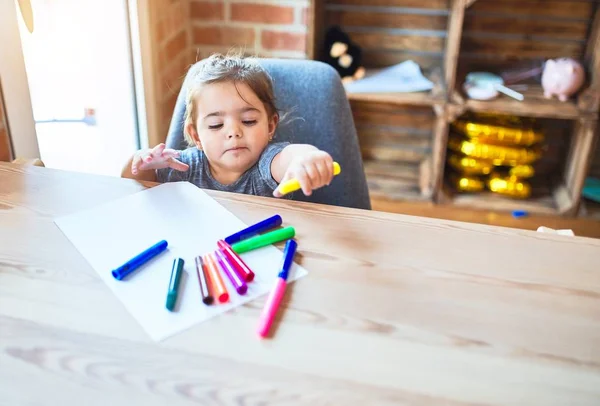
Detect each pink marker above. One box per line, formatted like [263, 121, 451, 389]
[256, 240, 297, 338]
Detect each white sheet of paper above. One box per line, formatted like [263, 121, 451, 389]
[344, 60, 434, 93]
[54, 182, 308, 341]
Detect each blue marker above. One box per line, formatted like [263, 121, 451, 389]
[112, 240, 168, 280]
[166, 258, 184, 311]
[224, 215, 282, 245]
[277, 239, 298, 281]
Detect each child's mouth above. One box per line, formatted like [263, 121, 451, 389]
[225, 147, 248, 153]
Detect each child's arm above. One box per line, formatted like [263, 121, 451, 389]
[121, 143, 189, 182]
[271, 144, 334, 197]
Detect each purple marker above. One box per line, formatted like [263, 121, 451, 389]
[214, 249, 248, 295]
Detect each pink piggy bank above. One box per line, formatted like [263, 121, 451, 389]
[541, 58, 585, 102]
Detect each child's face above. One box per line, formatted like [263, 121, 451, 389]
[189, 81, 277, 175]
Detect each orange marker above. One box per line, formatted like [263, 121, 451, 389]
[204, 253, 229, 303]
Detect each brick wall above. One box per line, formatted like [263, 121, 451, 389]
[190, 0, 310, 60]
[0, 82, 12, 162]
[149, 0, 193, 143]
[148, 0, 310, 143]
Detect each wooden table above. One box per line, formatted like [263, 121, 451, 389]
[1, 163, 600, 405]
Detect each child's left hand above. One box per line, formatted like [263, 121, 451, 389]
[273, 150, 334, 197]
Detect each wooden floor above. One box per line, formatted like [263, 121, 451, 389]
[372, 198, 600, 239]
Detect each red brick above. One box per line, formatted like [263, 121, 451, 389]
[230, 3, 294, 24]
[170, 2, 187, 33]
[164, 30, 188, 60]
[301, 7, 309, 25]
[193, 25, 255, 46]
[261, 30, 306, 52]
[191, 1, 224, 20]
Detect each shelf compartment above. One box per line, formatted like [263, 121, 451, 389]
[439, 115, 597, 216]
[364, 160, 431, 202]
[458, 85, 584, 120]
[345, 68, 445, 106]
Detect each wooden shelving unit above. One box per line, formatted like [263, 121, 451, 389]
[307, 0, 600, 216]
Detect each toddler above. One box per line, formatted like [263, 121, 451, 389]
[122, 52, 335, 197]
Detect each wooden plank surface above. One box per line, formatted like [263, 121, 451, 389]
[352, 103, 435, 163]
[327, 0, 450, 9]
[468, 0, 595, 19]
[364, 160, 427, 200]
[444, 0, 466, 101]
[351, 101, 435, 129]
[431, 113, 450, 201]
[1, 163, 600, 405]
[372, 195, 600, 238]
[461, 36, 585, 60]
[360, 49, 443, 70]
[0, 82, 12, 162]
[345, 68, 444, 106]
[326, 9, 448, 30]
[450, 190, 560, 215]
[462, 85, 584, 119]
[463, 15, 590, 41]
[565, 119, 599, 214]
[307, 0, 325, 59]
[350, 32, 445, 52]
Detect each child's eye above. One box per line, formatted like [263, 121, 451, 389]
[242, 120, 257, 126]
[208, 124, 223, 130]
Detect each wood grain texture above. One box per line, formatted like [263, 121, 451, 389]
[349, 31, 445, 52]
[463, 14, 590, 41]
[462, 85, 585, 120]
[326, 9, 448, 31]
[307, 0, 325, 60]
[345, 68, 444, 106]
[585, 5, 600, 86]
[364, 160, 429, 201]
[468, 0, 595, 19]
[444, 0, 466, 95]
[2, 163, 600, 405]
[565, 118, 599, 214]
[431, 113, 450, 200]
[327, 0, 450, 9]
[361, 49, 444, 70]
[461, 36, 585, 60]
[351, 101, 435, 130]
[0, 81, 12, 162]
[372, 196, 600, 238]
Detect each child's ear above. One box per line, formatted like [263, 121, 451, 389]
[268, 114, 279, 140]
[186, 123, 202, 150]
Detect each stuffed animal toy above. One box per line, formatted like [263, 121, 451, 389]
[323, 26, 365, 84]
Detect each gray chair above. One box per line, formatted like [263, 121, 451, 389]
[165, 58, 371, 210]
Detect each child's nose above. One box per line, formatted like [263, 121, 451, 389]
[227, 123, 242, 138]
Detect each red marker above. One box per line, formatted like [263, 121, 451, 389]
[217, 240, 255, 282]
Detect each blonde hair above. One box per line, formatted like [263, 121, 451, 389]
[183, 51, 279, 146]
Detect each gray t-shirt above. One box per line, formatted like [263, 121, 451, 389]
[156, 142, 289, 197]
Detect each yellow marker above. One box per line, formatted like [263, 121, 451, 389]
[277, 162, 341, 196]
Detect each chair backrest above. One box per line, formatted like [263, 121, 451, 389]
[165, 58, 371, 210]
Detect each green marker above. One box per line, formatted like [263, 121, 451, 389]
[231, 227, 295, 254]
[166, 258, 184, 311]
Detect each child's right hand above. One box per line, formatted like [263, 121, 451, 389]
[131, 143, 189, 175]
